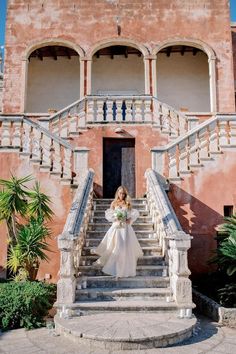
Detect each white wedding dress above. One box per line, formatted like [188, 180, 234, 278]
[93, 206, 143, 277]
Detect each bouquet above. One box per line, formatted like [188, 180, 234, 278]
[113, 209, 127, 228]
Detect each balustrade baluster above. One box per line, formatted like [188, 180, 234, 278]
[60, 113, 68, 138]
[198, 127, 210, 160]
[87, 99, 95, 122]
[51, 141, 62, 176]
[62, 147, 72, 181]
[125, 99, 133, 121]
[40, 134, 52, 170]
[22, 123, 31, 155]
[134, 99, 143, 121]
[153, 100, 161, 127]
[218, 120, 229, 147]
[115, 99, 123, 121]
[188, 133, 199, 167]
[1, 121, 11, 147]
[96, 99, 105, 122]
[168, 146, 179, 179]
[208, 121, 220, 154]
[12, 121, 22, 148]
[229, 120, 236, 145]
[106, 100, 114, 122]
[31, 128, 42, 162]
[144, 98, 152, 122]
[162, 106, 171, 133]
[178, 140, 190, 174]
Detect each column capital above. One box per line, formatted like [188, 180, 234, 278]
[144, 55, 157, 60]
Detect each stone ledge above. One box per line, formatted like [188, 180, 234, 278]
[193, 289, 236, 328]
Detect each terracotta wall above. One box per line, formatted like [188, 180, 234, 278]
[168, 150, 236, 278]
[2, 0, 235, 113]
[231, 26, 236, 90]
[0, 152, 74, 282]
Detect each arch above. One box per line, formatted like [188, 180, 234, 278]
[86, 37, 150, 59]
[152, 38, 217, 112]
[152, 38, 216, 60]
[23, 38, 85, 60]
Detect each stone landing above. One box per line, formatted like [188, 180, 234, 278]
[55, 312, 196, 350]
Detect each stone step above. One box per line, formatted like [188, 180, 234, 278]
[55, 312, 197, 350]
[91, 216, 152, 223]
[93, 210, 150, 217]
[79, 255, 165, 266]
[82, 245, 161, 256]
[84, 238, 159, 247]
[63, 299, 178, 315]
[78, 275, 170, 289]
[78, 265, 168, 277]
[94, 198, 147, 204]
[87, 223, 154, 232]
[86, 230, 156, 238]
[93, 204, 148, 211]
[75, 287, 171, 301]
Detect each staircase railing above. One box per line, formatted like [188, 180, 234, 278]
[145, 168, 194, 316]
[57, 168, 94, 306]
[0, 116, 76, 182]
[151, 114, 236, 180]
[38, 95, 189, 138]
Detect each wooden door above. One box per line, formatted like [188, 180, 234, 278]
[103, 138, 135, 198]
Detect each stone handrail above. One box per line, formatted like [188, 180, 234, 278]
[36, 95, 190, 138]
[151, 114, 236, 180]
[57, 168, 94, 305]
[145, 168, 193, 315]
[152, 97, 188, 136]
[0, 116, 76, 183]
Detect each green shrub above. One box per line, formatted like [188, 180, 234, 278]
[0, 281, 56, 330]
[218, 283, 236, 308]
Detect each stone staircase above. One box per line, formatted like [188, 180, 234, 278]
[55, 187, 196, 349]
[74, 198, 174, 314]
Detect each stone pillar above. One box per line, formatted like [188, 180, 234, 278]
[20, 59, 28, 113]
[79, 59, 85, 99]
[144, 57, 150, 95]
[57, 235, 76, 304]
[86, 59, 92, 95]
[208, 57, 217, 112]
[151, 147, 166, 175]
[168, 231, 193, 316]
[151, 56, 157, 97]
[74, 147, 90, 184]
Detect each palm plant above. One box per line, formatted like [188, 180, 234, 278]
[0, 175, 32, 243]
[7, 218, 52, 281]
[0, 174, 54, 280]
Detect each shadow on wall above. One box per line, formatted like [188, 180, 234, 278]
[167, 184, 224, 278]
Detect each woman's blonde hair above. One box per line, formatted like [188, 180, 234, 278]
[112, 186, 132, 209]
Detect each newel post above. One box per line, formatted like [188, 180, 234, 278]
[151, 147, 166, 175]
[168, 231, 193, 316]
[57, 234, 76, 304]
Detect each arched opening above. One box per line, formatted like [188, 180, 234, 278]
[91, 45, 145, 95]
[26, 45, 81, 113]
[156, 45, 210, 111]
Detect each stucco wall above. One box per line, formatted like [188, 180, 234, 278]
[0, 152, 74, 282]
[26, 56, 80, 112]
[156, 52, 210, 112]
[92, 55, 145, 95]
[168, 150, 236, 277]
[2, 0, 235, 113]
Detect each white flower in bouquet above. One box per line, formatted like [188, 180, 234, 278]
[113, 209, 127, 227]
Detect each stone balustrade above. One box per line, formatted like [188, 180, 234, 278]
[0, 116, 88, 185]
[43, 95, 189, 138]
[57, 169, 94, 306]
[151, 115, 236, 180]
[145, 168, 193, 316]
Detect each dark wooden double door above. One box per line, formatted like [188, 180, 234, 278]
[103, 138, 135, 198]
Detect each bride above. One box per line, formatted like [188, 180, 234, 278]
[92, 186, 143, 278]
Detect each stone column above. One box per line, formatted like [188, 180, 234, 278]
[57, 235, 76, 304]
[74, 147, 90, 184]
[20, 59, 28, 113]
[151, 56, 157, 97]
[86, 59, 92, 95]
[144, 57, 150, 95]
[79, 58, 85, 99]
[208, 56, 217, 113]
